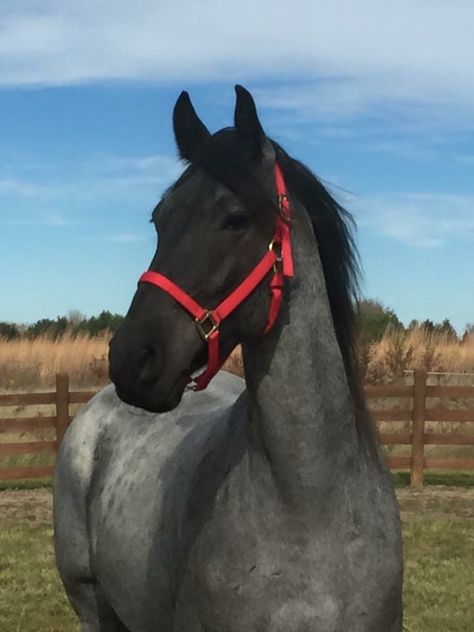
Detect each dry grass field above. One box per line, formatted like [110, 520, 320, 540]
[1, 327, 473, 391]
[365, 328, 474, 383]
[0, 333, 109, 391]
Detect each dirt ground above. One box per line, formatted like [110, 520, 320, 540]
[396, 485, 474, 520]
[0, 488, 53, 525]
[1, 485, 473, 524]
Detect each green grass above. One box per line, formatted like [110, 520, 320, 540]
[0, 520, 79, 631]
[0, 453, 55, 468]
[0, 489, 472, 631]
[392, 470, 474, 488]
[0, 479, 53, 492]
[0, 452, 55, 492]
[403, 519, 473, 631]
[2, 470, 472, 492]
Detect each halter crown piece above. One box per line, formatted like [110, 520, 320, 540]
[139, 162, 294, 390]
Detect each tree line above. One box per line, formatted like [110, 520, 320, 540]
[0, 302, 472, 342]
[0, 310, 124, 340]
[356, 300, 472, 344]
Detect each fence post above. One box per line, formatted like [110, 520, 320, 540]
[55, 373, 70, 452]
[411, 368, 427, 487]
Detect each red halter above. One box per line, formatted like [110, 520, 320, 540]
[139, 163, 294, 391]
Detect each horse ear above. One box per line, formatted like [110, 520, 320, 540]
[173, 91, 210, 161]
[234, 85, 265, 160]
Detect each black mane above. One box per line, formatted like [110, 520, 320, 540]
[182, 129, 376, 448]
[271, 142, 375, 447]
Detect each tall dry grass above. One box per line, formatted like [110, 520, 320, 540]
[1, 327, 473, 392]
[0, 333, 110, 391]
[0, 333, 244, 393]
[365, 329, 474, 384]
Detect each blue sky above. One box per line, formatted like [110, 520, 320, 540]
[1, 1, 473, 332]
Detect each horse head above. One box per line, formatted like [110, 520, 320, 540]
[109, 87, 286, 412]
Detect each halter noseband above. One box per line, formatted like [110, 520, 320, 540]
[139, 163, 294, 391]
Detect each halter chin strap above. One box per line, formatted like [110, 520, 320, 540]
[139, 162, 294, 391]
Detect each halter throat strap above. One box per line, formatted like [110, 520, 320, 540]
[139, 162, 294, 390]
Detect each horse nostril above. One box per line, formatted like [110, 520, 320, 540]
[137, 346, 161, 385]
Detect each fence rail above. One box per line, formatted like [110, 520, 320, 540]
[1, 370, 473, 486]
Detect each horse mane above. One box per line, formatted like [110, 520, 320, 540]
[271, 142, 377, 450]
[185, 129, 378, 451]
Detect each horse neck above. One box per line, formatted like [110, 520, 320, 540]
[242, 202, 360, 504]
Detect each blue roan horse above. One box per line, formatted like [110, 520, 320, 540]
[54, 86, 403, 631]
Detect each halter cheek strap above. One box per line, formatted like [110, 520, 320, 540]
[139, 162, 294, 391]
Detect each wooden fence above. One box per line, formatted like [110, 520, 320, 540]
[1, 370, 473, 486]
[0, 374, 95, 482]
[369, 369, 474, 485]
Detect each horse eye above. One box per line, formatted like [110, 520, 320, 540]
[222, 212, 250, 231]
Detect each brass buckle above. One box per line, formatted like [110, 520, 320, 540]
[278, 194, 291, 222]
[268, 239, 283, 262]
[195, 311, 219, 341]
[268, 239, 283, 274]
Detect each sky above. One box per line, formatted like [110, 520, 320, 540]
[1, 1, 473, 332]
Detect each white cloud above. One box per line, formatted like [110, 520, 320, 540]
[2, 207, 69, 227]
[0, 177, 59, 199]
[354, 192, 474, 248]
[1, 1, 473, 126]
[0, 152, 179, 194]
[106, 233, 146, 244]
[0, 152, 180, 225]
[255, 78, 474, 145]
[98, 154, 180, 175]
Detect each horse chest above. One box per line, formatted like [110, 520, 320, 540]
[175, 509, 351, 631]
[173, 481, 401, 632]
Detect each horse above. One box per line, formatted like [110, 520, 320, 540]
[54, 85, 403, 631]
